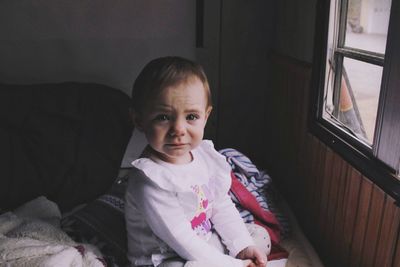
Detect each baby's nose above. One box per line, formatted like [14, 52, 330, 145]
[170, 119, 186, 136]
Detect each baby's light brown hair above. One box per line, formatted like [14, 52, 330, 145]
[131, 56, 212, 114]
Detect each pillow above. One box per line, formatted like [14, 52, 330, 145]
[61, 175, 129, 267]
[0, 82, 133, 212]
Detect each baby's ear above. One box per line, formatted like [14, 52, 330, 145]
[205, 106, 213, 121]
[131, 109, 143, 132]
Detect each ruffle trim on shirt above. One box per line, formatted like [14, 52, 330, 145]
[130, 140, 232, 194]
[131, 158, 181, 192]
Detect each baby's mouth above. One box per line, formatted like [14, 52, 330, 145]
[166, 142, 188, 148]
[168, 143, 185, 146]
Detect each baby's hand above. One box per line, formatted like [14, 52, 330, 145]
[237, 246, 267, 267]
[242, 259, 255, 267]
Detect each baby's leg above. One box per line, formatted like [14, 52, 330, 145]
[164, 225, 271, 267]
[158, 257, 185, 267]
[183, 232, 227, 267]
[245, 223, 272, 255]
[159, 232, 228, 267]
[207, 230, 227, 253]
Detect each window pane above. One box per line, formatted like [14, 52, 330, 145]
[340, 58, 382, 143]
[345, 0, 391, 54]
[322, 57, 382, 144]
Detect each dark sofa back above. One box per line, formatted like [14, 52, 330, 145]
[0, 82, 133, 212]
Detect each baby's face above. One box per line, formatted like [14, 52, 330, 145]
[137, 77, 211, 164]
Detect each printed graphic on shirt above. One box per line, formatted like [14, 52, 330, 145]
[190, 184, 212, 236]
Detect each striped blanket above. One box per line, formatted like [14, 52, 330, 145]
[219, 148, 290, 239]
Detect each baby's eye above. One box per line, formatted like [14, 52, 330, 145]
[186, 114, 199, 121]
[154, 114, 170, 121]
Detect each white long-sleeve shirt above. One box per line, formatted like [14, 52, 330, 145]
[125, 140, 254, 267]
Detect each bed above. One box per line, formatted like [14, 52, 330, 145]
[0, 82, 324, 267]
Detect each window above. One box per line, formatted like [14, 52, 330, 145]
[312, 0, 400, 198]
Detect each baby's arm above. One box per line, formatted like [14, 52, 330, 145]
[127, 176, 246, 267]
[211, 194, 266, 266]
[211, 193, 254, 256]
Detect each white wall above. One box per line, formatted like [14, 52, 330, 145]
[0, 1, 196, 95]
[360, 0, 391, 34]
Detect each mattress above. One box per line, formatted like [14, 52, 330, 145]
[279, 198, 324, 267]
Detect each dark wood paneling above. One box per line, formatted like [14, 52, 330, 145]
[392, 219, 400, 267]
[360, 186, 386, 267]
[374, 197, 400, 266]
[311, 138, 327, 240]
[340, 167, 362, 266]
[317, 147, 334, 252]
[324, 154, 344, 258]
[349, 178, 373, 267]
[330, 159, 348, 266]
[268, 54, 400, 267]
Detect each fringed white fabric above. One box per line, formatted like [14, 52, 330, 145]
[0, 196, 105, 267]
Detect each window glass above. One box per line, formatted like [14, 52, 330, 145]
[323, 0, 391, 146]
[339, 58, 382, 143]
[345, 0, 391, 54]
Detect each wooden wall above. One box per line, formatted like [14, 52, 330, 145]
[266, 54, 400, 267]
